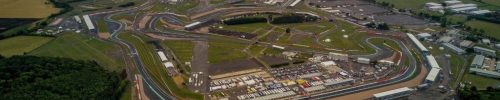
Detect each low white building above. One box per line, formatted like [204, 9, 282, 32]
[444, 0, 462, 6]
[470, 10, 492, 15]
[357, 57, 370, 64]
[417, 33, 432, 39]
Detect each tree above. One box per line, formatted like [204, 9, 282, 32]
[0, 56, 124, 99]
[0, 54, 4, 59]
[285, 28, 291, 34]
[377, 23, 390, 30]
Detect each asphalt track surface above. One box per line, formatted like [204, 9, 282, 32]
[299, 36, 420, 100]
[105, 13, 175, 100]
[95, 1, 424, 99]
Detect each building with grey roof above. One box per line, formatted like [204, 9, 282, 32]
[496, 62, 500, 72]
[474, 46, 496, 57]
[459, 40, 474, 48]
[471, 55, 485, 68]
[442, 43, 465, 55]
[470, 10, 492, 15]
[469, 68, 500, 79]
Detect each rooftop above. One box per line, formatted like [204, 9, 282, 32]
[471, 55, 485, 67]
[373, 87, 413, 98]
[474, 46, 496, 53]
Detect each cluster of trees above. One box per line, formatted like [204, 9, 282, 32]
[118, 2, 136, 8]
[459, 86, 500, 100]
[378, 1, 395, 8]
[271, 14, 318, 24]
[0, 56, 126, 99]
[365, 22, 390, 30]
[223, 17, 267, 25]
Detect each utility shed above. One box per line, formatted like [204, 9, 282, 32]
[471, 55, 485, 68]
[417, 33, 432, 39]
[469, 68, 500, 79]
[373, 87, 414, 100]
[496, 62, 500, 72]
[474, 46, 496, 57]
[82, 15, 95, 30]
[442, 43, 465, 55]
[157, 51, 168, 61]
[357, 57, 370, 64]
[425, 68, 441, 83]
[407, 33, 429, 53]
[426, 55, 441, 69]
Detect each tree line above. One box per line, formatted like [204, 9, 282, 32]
[0, 55, 127, 99]
[222, 14, 319, 25]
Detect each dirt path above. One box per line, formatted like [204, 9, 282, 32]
[331, 65, 428, 100]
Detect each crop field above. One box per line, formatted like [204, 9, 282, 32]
[119, 32, 203, 100]
[0, 0, 60, 18]
[0, 36, 53, 57]
[29, 32, 124, 71]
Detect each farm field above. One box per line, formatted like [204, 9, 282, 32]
[29, 32, 124, 71]
[0, 36, 53, 57]
[118, 32, 203, 100]
[0, 0, 60, 18]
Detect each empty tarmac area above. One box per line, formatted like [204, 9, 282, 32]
[338, 5, 389, 15]
[209, 59, 262, 76]
[310, 0, 370, 7]
[374, 15, 427, 25]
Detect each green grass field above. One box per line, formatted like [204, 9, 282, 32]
[29, 32, 124, 71]
[465, 20, 500, 39]
[119, 32, 203, 100]
[463, 73, 500, 89]
[161, 40, 194, 64]
[0, 36, 53, 57]
[217, 22, 272, 33]
[278, 21, 336, 34]
[97, 19, 109, 33]
[368, 38, 402, 51]
[208, 40, 248, 63]
[318, 20, 371, 54]
[0, 0, 60, 18]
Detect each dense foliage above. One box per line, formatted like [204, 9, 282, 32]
[271, 14, 318, 24]
[223, 17, 267, 25]
[459, 86, 500, 100]
[0, 56, 124, 99]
